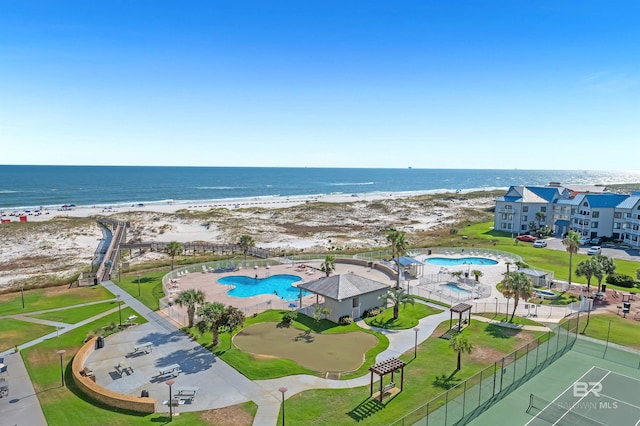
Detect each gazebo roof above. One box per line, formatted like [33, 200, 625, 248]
[369, 357, 407, 376]
[451, 303, 473, 313]
[297, 272, 389, 301]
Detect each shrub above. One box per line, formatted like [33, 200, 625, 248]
[339, 315, 353, 325]
[363, 307, 382, 318]
[606, 273, 635, 288]
[282, 310, 298, 325]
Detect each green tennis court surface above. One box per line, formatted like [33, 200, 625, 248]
[526, 366, 640, 425]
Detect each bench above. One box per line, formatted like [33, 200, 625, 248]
[80, 366, 94, 377]
[174, 386, 199, 402]
[156, 364, 181, 379]
[132, 342, 153, 354]
[382, 382, 395, 393]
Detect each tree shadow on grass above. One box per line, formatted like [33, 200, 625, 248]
[484, 323, 521, 339]
[347, 397, 385, 421]
[433, 371, 461, 390]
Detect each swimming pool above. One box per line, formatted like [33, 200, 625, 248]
[218, 274, 308, 301]
[426, 257, 498, 266]
[441, 282, 472, 295]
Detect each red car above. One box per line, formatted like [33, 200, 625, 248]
[516, 235, 537, 242]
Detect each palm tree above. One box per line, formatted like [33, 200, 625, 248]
[536, 211, 546, 228]
[502, 272, 534, 322]
[449, 333, 473, 371]
[472, 270, 483, 282]
[320, 255, 336, 277]
[562, 231, 581, 287]
[174, 288, 205, 328]
[387, 230, 409, 289]
[312, 303, 331, 325]
[379, 288, 415, 320]
[575, 258, 598, 297]
[196, 301, 226, 347]
[166, 241, 183, 271]
[238, 235, 255, 263]
[593, 255, 616, 293]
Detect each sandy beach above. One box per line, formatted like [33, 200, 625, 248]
[0, 191, 497, 289]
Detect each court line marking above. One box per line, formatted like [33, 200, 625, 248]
[524, 366, 598, 426]
[554, 371, 611, 425]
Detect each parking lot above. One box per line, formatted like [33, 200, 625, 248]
[533, 237, 640, 262]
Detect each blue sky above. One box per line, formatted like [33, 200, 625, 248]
[1, 1, 639, 169]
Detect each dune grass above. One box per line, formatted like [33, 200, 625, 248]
[364, 303, 443, 329]
[281, 319, 545, 425]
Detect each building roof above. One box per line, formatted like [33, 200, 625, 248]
[616, 196, 640, 210]
[297, 272, 389, 301]
[496, 186, 559, 203]
[394, 256, 423, 266]
[582, 193, 629, 208]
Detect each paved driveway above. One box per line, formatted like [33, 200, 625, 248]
[539, 238, 640, 262]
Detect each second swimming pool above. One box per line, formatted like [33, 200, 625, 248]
[426, 257, 498, 266]
[218, 274, 309, 301]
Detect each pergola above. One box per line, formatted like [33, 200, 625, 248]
[369, 358, 407, 402]
[450, 302, 473, 332]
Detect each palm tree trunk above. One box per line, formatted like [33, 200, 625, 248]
[393, 302, 399, 320]
[212, 327, 220, 347]
[171, 257, 175, 271]
[568, 253, 573, 286]
[457, 350, 462, 371]
[187, 307, 195, 328]
[510, 298, 519, 322]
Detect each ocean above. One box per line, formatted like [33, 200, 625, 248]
[1, 165, 639, 210]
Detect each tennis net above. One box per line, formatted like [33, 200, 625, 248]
[527, 393, 607, 425]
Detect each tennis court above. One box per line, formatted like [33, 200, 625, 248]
[526, 366, 640, 425]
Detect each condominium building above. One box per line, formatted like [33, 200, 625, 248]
[494, 183, 640, 248]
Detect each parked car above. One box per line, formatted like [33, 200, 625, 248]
[587, 246, 602, 255]
[533, 240, 547, 248]
[516, 235, 537, 242]
[589, 237, 602, 245]
[579, 236, 590, 245]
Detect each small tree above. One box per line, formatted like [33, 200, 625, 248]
[502, 272, 534, 322]
[174, 288, 205, 328]
[312, 303, 331, 325]
[536, 211, 546, 228]
[379, 288, 415, 320]
[238, 235, 255, 263]
[320, 255, 336, 277]
[449, 333, 473, 371]
[472, 270, 483, 282]
[221, 305, 246, 349]
[166, 241, 183, 271]
[593, 255, 616, 293]
[576, 258, 598, 296]
[196, 301, 226, 347]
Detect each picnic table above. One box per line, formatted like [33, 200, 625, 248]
[132, 342, 153, 354]
[117, 361, 133, 375]
[157, 363, 181, 379]
[174, 386, 199, 402]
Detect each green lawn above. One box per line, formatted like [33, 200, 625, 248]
[28, 300, 118, 324]
[281, 319, 545, 425]
[473, 312, 545, 327]
[190, 309, 389, 380]
[116, 270, 166, 310]
[0, 318, 55, 352]
[459, 222, 640, 293]
[579, 313, 640, 349]
[21, 306, 255, 426]
[364, 303, 443, 329]
[0, 285, 113, 316]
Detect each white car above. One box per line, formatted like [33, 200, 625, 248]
[579, 236, 590, 245]
[533, 240, 547, 248]
[587, 246, 602, 255]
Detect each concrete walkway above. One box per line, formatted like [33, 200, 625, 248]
[0, 351, 47, 426]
